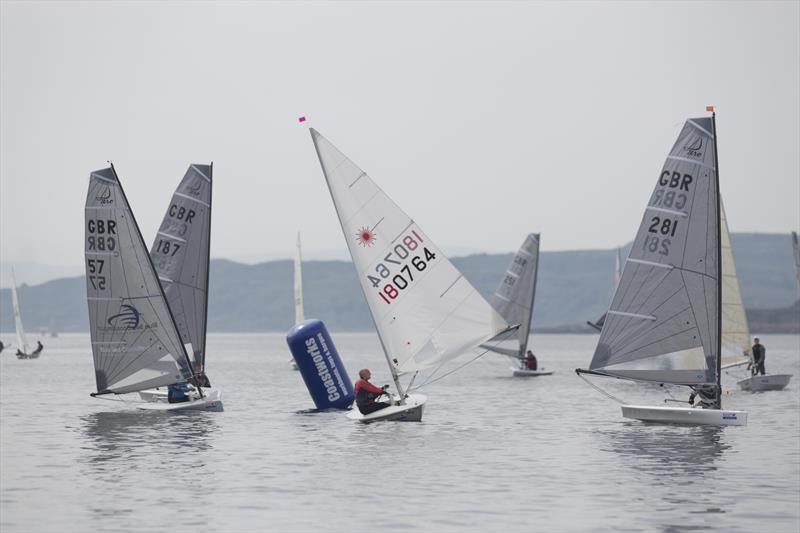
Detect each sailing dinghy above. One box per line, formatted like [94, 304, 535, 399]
[587, 247, 624, 332]
[10, 268, 42, 359]
[793, 232, 800, 288]
[482, 234, 551, 377]
[309, 128, 514, 423]
[576, 110, 746, 426]
[717, 203, 792, 392]
[288, 232, 303, 370]
[85, 165, 222, 412]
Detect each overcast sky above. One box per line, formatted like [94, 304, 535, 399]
[1, 1, 798, 282]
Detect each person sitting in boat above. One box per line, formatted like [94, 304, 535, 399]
[751, 337, 766, 376]
[354, 368, 391, 415]
[688, 384, 718, 409]
[524, 350, 538, 371]
[167, 382, 193, 404]
[32, 341, 43, 355]
[0, 340, 4, 353]
[191, 361, 212, 387]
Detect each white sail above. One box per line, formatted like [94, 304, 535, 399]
[310, 129, 509, 376]
[587, 116, 720, 385]
[793, 231, 800, 288]
[294, 232, 305, 324]
[10, 269, 29, 354]
[150, 164, 212, 370]
[85, 166, 193, 395]
[719, 199, 750, 366]
[487, 233, 540, 356]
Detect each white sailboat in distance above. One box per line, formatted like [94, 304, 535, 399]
[11, 268, 43, 359]
[587, 247, 623, 332]
[85, 164, 222, 411]
[482, 233, 552, 377]
[289, 231, 303, 370]
[310, 128, 515, 423]
[576, 109, 747, 426]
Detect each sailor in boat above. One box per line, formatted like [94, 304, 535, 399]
[688, 384, 719, 409]
[354, 369, 391, 415]
[524, 350, 538, 371]
[750, 337, 766, 376]
[0, 340, 4, 353]
[167, 382, 193, 404]
[32, 340, 43, 355]
[192, 360, 211, 387]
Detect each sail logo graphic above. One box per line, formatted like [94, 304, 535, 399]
[356, 226, 377, 247]
[95, 186, 113, 205]
[107, 304, 141, 329]
[186, 178, 204, 197]
[683, 137, 703, 158]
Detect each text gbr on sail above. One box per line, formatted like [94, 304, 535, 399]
[87, 219, 116, 251]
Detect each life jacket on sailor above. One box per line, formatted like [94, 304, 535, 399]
[168, 382, 191, 403]
[354, 379, 385, 409]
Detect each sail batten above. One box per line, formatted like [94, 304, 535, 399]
[310, 129, 509, 377]
[85, 166, 193, 394]
[588, 116, 720, 385]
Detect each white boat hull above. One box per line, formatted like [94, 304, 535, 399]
[136, 388, 223, 412]
[621, 404, 747, 426]
[737, 374, 792, 392]
[346, 393, 426, 423]
[511, 368, 553, 377]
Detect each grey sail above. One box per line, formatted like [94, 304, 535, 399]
[485, 233, 540, 356]
[793, 231, 800, 288]
[85, 166, 193, 394]
[150, 164, 212, 371]
[588, 117, 720, 385]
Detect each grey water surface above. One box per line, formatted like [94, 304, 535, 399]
[1, 333, 798, 532]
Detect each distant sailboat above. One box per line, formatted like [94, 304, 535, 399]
[11, 268, 42, 359]
[483, 234, 552, 377]
[289, 232, 304, 370]
[576, 110, 747, 426]
[793, 231, 800, 288]
[587, 247, 623, 331]
[310, 128, 514, 422]
[85, 165, 222, 411]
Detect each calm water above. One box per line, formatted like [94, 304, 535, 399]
[1, 333, 798, 532]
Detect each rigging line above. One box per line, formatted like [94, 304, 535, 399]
[411, 346, 492, 391]
[576, 372, 627, 405]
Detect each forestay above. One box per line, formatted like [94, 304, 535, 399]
[588, 117, 719, 385]
[719, 199, 750, 365]
[85, 167, 193, 394]
[150, 164, 212, 369]
[310, 129, 509, 375]
[487, 233, 540, 356]
[294, 232, 305, 324]
[10, 269, 29, 354]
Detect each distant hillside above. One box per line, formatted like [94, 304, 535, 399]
[1, 233, 797, 334]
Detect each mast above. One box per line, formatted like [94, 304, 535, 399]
[309, 130, 407, 401]
[200, 162, 213, 380]
[711, 109, 723, 409]
[109, 163, 197, 385]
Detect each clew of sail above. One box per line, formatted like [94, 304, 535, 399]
[310, 129, 509, 375]
[10, 269, 29, 354]
[294, 232, 305, 324]
[85, 167, 193, 395]
[587, 117, 719, 385]
[719, 199, 750, 367]
[150, 164, 212, 369]
[485, 233, 540, 357]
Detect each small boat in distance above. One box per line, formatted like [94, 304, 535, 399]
[310, 128, 515, 423]
[576, 109, 746, 426]
[11, 268, 43, 359]
[85, 165, 221, 411]
[482, 233, 552, 377]
[587, 247, 623, 332]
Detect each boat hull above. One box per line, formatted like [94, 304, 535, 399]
[621, 404, 747, 426]
[136, 388, 223, 412]
[346, 393, 426, 423]
[737, 374, 792, 392]
[511, 368, 553, 377]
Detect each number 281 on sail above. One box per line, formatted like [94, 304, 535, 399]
[365, 230, 438, 305]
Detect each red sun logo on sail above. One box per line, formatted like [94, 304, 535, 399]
[356, 226, 377, 247]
